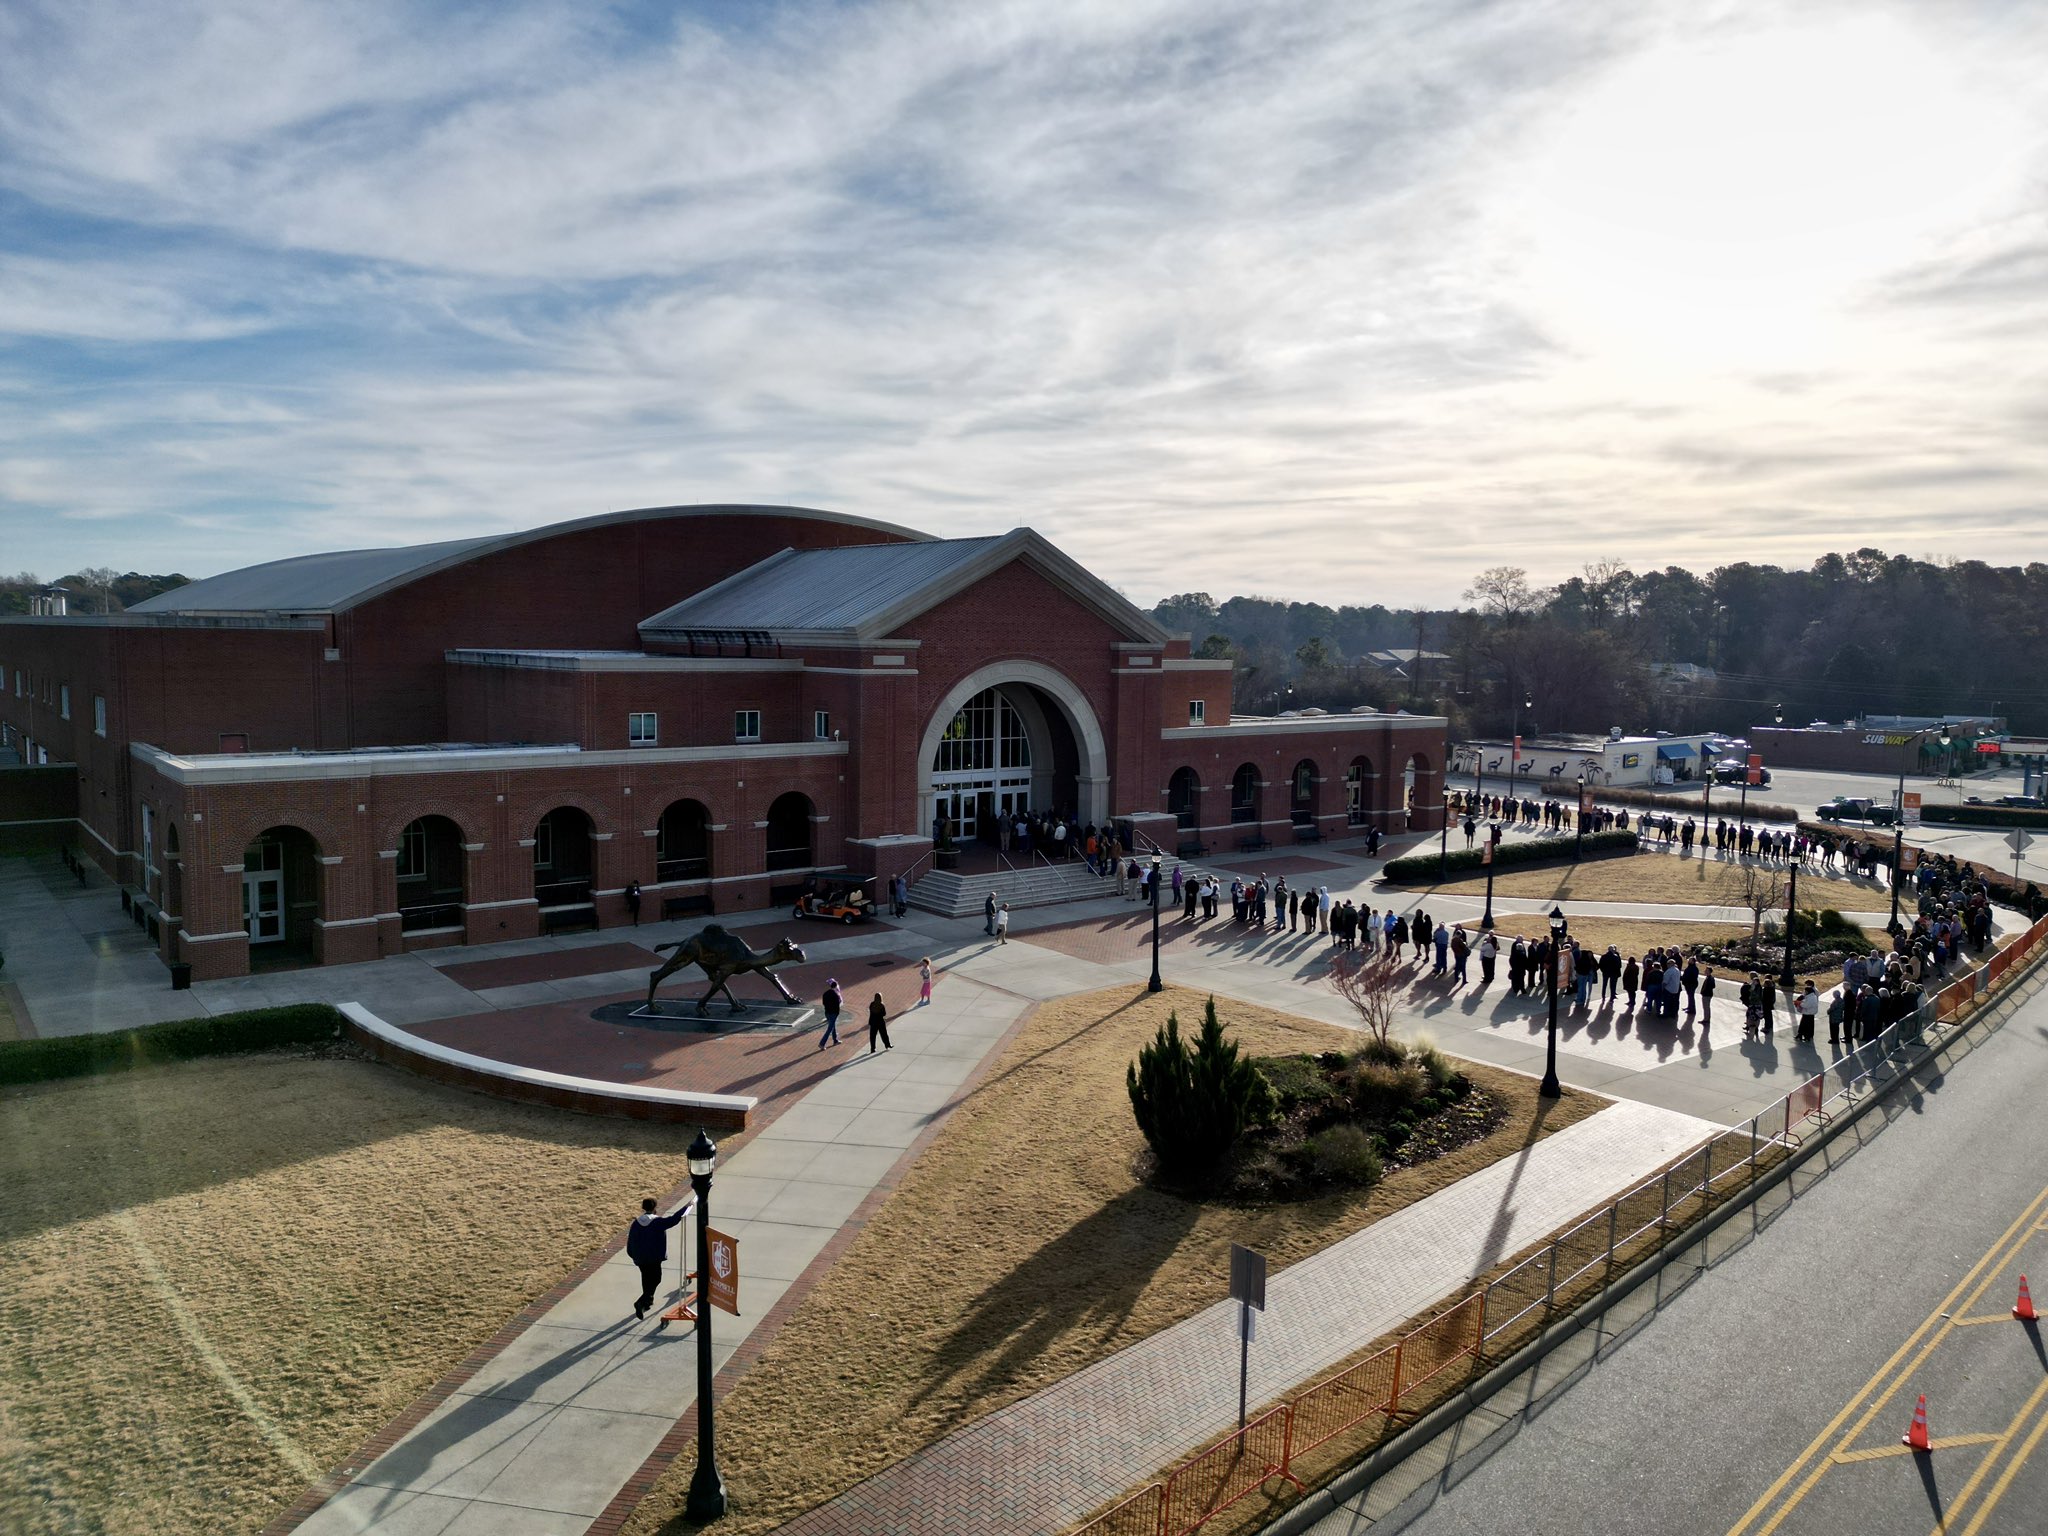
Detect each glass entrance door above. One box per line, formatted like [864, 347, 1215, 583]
[242, 870, 284, 944]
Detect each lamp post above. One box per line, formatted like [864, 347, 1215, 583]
[1481, 822, 1500, 930]
[1890, 726, 1950, 930]
[1573, 774, 1586, 862]
[684, 1129, 726, 1522]
[1438, 794, 1451, 879]
[1540, 905, 1565, 1098]
[1780, 859, 1799, 992]
[1147, 853, 1164, 993]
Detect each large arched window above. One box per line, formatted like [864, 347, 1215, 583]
[765, 792, 813, 871]
[397, 814, 466, 931]
[656, 799, 712, 881]
[1230, 763, 1260, 825]
[931, 687, 1034, 843]
[1290, 759, 1320, 827]
[533, 806, 594, 907]
[1167, 766, 1201, 829]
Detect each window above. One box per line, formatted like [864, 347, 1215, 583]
[12, 669, 20, 697]
[59, 684, 70, 720]
[628, 711, 658, 746]
[532, 821, 553, 871]
[219, 733, 249, 753]
[734, 709, 761, 743]
[1189, 699, 1206, 726]
[814, 709, 830, 740]
[397, 822, 426, 880]
[93, 695, 107, 736]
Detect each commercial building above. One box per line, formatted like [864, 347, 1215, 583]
[0, 504, 1445, 979]
[1452, 732, 1717, 789]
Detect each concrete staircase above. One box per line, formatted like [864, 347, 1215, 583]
[906, 859, 1120, 918]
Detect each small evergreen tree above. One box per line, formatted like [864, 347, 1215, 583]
[1127, 996, 1272, 1185]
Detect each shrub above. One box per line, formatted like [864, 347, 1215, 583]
[1127, 996, 1274, 1184]
[1255, 1053, 1343, 1117]
[1351, 1061, 1428, 1121]
[0, 1004, 346, 1087]
[1409, 1040, 1458, 1093]
[1380, 829, 1638, 883]
[1538, 782, 1801, 823]
[1298, 1123, 1383, 1188]
[1921, 803, 2048, 829]
[1353, 1036, 1407, 1070]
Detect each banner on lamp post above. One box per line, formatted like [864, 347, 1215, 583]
[707, 1228, 740, 1316]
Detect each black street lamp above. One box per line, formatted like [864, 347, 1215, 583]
[1780, 859, 1799, 991]
[1438, 793, 1451, 879]
[1890, 725, 1951, 930]
[1480, 822, 1500, 930]
[1573, 774, 1586, 862]
[1147, 854, 1164, 993]
[1540, 906, 1565, 1098]
[684, 1129, 727, 1523]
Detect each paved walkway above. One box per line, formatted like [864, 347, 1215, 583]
[777, 1100, 1717, 1536]
[290, 969, 1028, 1536]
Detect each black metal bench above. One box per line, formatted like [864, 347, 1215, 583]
[541, 904, 598, 936]
[661, 893, 714, 921]
[1293, 826, 1324, 844]
[1237, 835, 1271, 853]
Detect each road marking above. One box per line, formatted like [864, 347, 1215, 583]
[1947, 1313, 2030, 1327]
[1726, 1178, 2048, 1536]
[1933, 1371, 2048, 1535]
[1957, 1385, 2048, 1536]
[1829, 1434, 2002, 1463]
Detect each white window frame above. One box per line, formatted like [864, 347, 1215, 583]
[533, 821, 554, 872]
[628, 711, 658, 747]
[93, 694, 107, 737]
[59, 683, 70, 720]
[397, 822, 426, 880]
[734, 709, 761, 743]
[814, 709, 830, 740]
[1189, 699, 1206, 726]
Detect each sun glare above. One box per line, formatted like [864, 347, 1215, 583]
[1510, 15, 2022, 371]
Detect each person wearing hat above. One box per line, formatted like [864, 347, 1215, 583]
[819, 977, 842, 1048]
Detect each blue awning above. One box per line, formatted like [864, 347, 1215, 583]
[1656, 743, 1697, 759]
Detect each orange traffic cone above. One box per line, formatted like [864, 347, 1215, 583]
[1903, 1394, 1931, 1451]
[2017, 1276, 2039, 1323]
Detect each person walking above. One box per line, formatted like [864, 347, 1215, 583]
[867, 992, 893, 1052]
[627, 1194, 694, 1321]
[995, 902, 1011, 944]
[819, 978, 843, 1049]
[984, 890, 998, 938]
[918, 957, 933, 1006]
[1700, 967, 1716, 1029]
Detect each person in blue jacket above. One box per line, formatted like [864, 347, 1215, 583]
[628, 1194, 694, 1320]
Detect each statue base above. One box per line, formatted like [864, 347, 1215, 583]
[595, 998, 815, 1034]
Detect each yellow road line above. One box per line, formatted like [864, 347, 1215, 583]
[1958, 1384, 2048, 1536]
[1830, 1434, 2002, 1464]
[1727, 1179, 2048, 1536]
[1936, 1372, 2048, 1535]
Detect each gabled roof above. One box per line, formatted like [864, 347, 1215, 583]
[639, 527, 1169, 645]
[128, 504, 926, 616]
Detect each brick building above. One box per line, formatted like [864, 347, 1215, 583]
[0, 505, 1444, 980]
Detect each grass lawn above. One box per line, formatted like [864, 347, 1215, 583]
[0, 1048, 698, 1536]
[1410, 850, 1879, 910]
[621, 984, 1600, 1536]
[1475, 913, 1889, 979]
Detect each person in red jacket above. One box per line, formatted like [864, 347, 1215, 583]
[628, 1194, 694, 1320]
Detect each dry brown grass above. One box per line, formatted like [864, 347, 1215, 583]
[622, 984, 1599, 1536]
[0, 1049, 698, 1536]
[1474, 914, 1889, 980]
[1413, 851, 1877, 910]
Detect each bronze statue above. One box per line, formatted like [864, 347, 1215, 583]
[645, 924, 808, 1016]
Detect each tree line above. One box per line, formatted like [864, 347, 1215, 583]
[1151, 549, 2048, 739]
[0, 569, 190, 616]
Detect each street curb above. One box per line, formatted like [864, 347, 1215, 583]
[1261, 944, 2048, 1536]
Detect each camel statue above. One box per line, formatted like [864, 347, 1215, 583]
[644, 924, 808, 1016]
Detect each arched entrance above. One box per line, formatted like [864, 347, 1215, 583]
[765, 792, 813, 870]
[918, 663, 1108, 841]
[533, 807, 593, 908]
[656, 799, 712, 881]
[1290, 758, 1320, 829]
[1167, 766, 1201, 829]
[242, 825, 320, 960]
[397, 815, 466, 932]
[1230, 763, 1260, 824]
[1402, 750, 1443, 831]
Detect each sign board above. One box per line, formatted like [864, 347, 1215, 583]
[1747, 753, 1764, 786]
[1481, 840, 1494, 865]
[1899, 846, 1920, 873]
[1229, 1243, 1267, 1311]
[707, 1228, 740, 1316]
[1621, 752, 1640, 769]
[1579, 785, 1596, 817]
[1902, 792, 1922, 826]
[1978, 740, 2003, 754]
[2008, 830, 2035, 857]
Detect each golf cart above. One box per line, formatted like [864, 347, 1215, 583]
[792, 875, 876, 924]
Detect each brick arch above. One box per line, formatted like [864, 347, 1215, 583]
[375, 804, 483, 854]
[213, 811, 344, 865]
[916, 660, 1110, 828]
[506, 794, 620, 842]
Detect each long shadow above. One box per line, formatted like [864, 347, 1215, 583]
[904, 1185, 1201, 1412]
[1470, 1095, 1576, 1274]
[1915, 1449, 1943, 1528]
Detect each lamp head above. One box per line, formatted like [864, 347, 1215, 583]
[687, 1128, 718, 1178]
[1548, 905, 1566, 936]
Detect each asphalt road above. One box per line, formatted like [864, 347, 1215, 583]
[1309, 962, 2048, 1536]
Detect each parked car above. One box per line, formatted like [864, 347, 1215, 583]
[1711, 758, 1770, 787]
[1816, 796, 1894, 824]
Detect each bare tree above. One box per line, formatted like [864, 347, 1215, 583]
[74, 566, 120, 614]
[1733, 862, 1788, 964]
[1463, 566, 1545, 619]
[1328, 950, 1406, 1048]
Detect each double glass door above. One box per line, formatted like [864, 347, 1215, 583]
[242, 837, 285, 944]
[934, 779, 1030, 843]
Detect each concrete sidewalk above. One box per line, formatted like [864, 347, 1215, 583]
[288, 970, 1027, 1536]
[777, 1099, 1718, 1536]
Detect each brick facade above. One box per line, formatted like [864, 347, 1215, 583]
[3, 505, 1445, 979]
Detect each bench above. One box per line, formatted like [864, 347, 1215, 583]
[661, 893, 714, 921]
[541, 904, 598, 936]
[1237, 835, 1271, 853]
[1293, 826, 1324, 844]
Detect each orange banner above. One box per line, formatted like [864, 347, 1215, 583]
[707, 1228, 740, 1316]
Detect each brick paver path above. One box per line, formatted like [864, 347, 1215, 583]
[777, 1099, 1715, 1536]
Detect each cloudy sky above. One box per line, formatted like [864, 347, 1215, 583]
[3, 0, 2046, 606]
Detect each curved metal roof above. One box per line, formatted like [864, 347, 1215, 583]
[129, 504, 928, 616]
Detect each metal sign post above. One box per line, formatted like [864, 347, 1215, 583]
[2009, 829, 2034, 883]
[1229, 1243, 1267, 1430]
